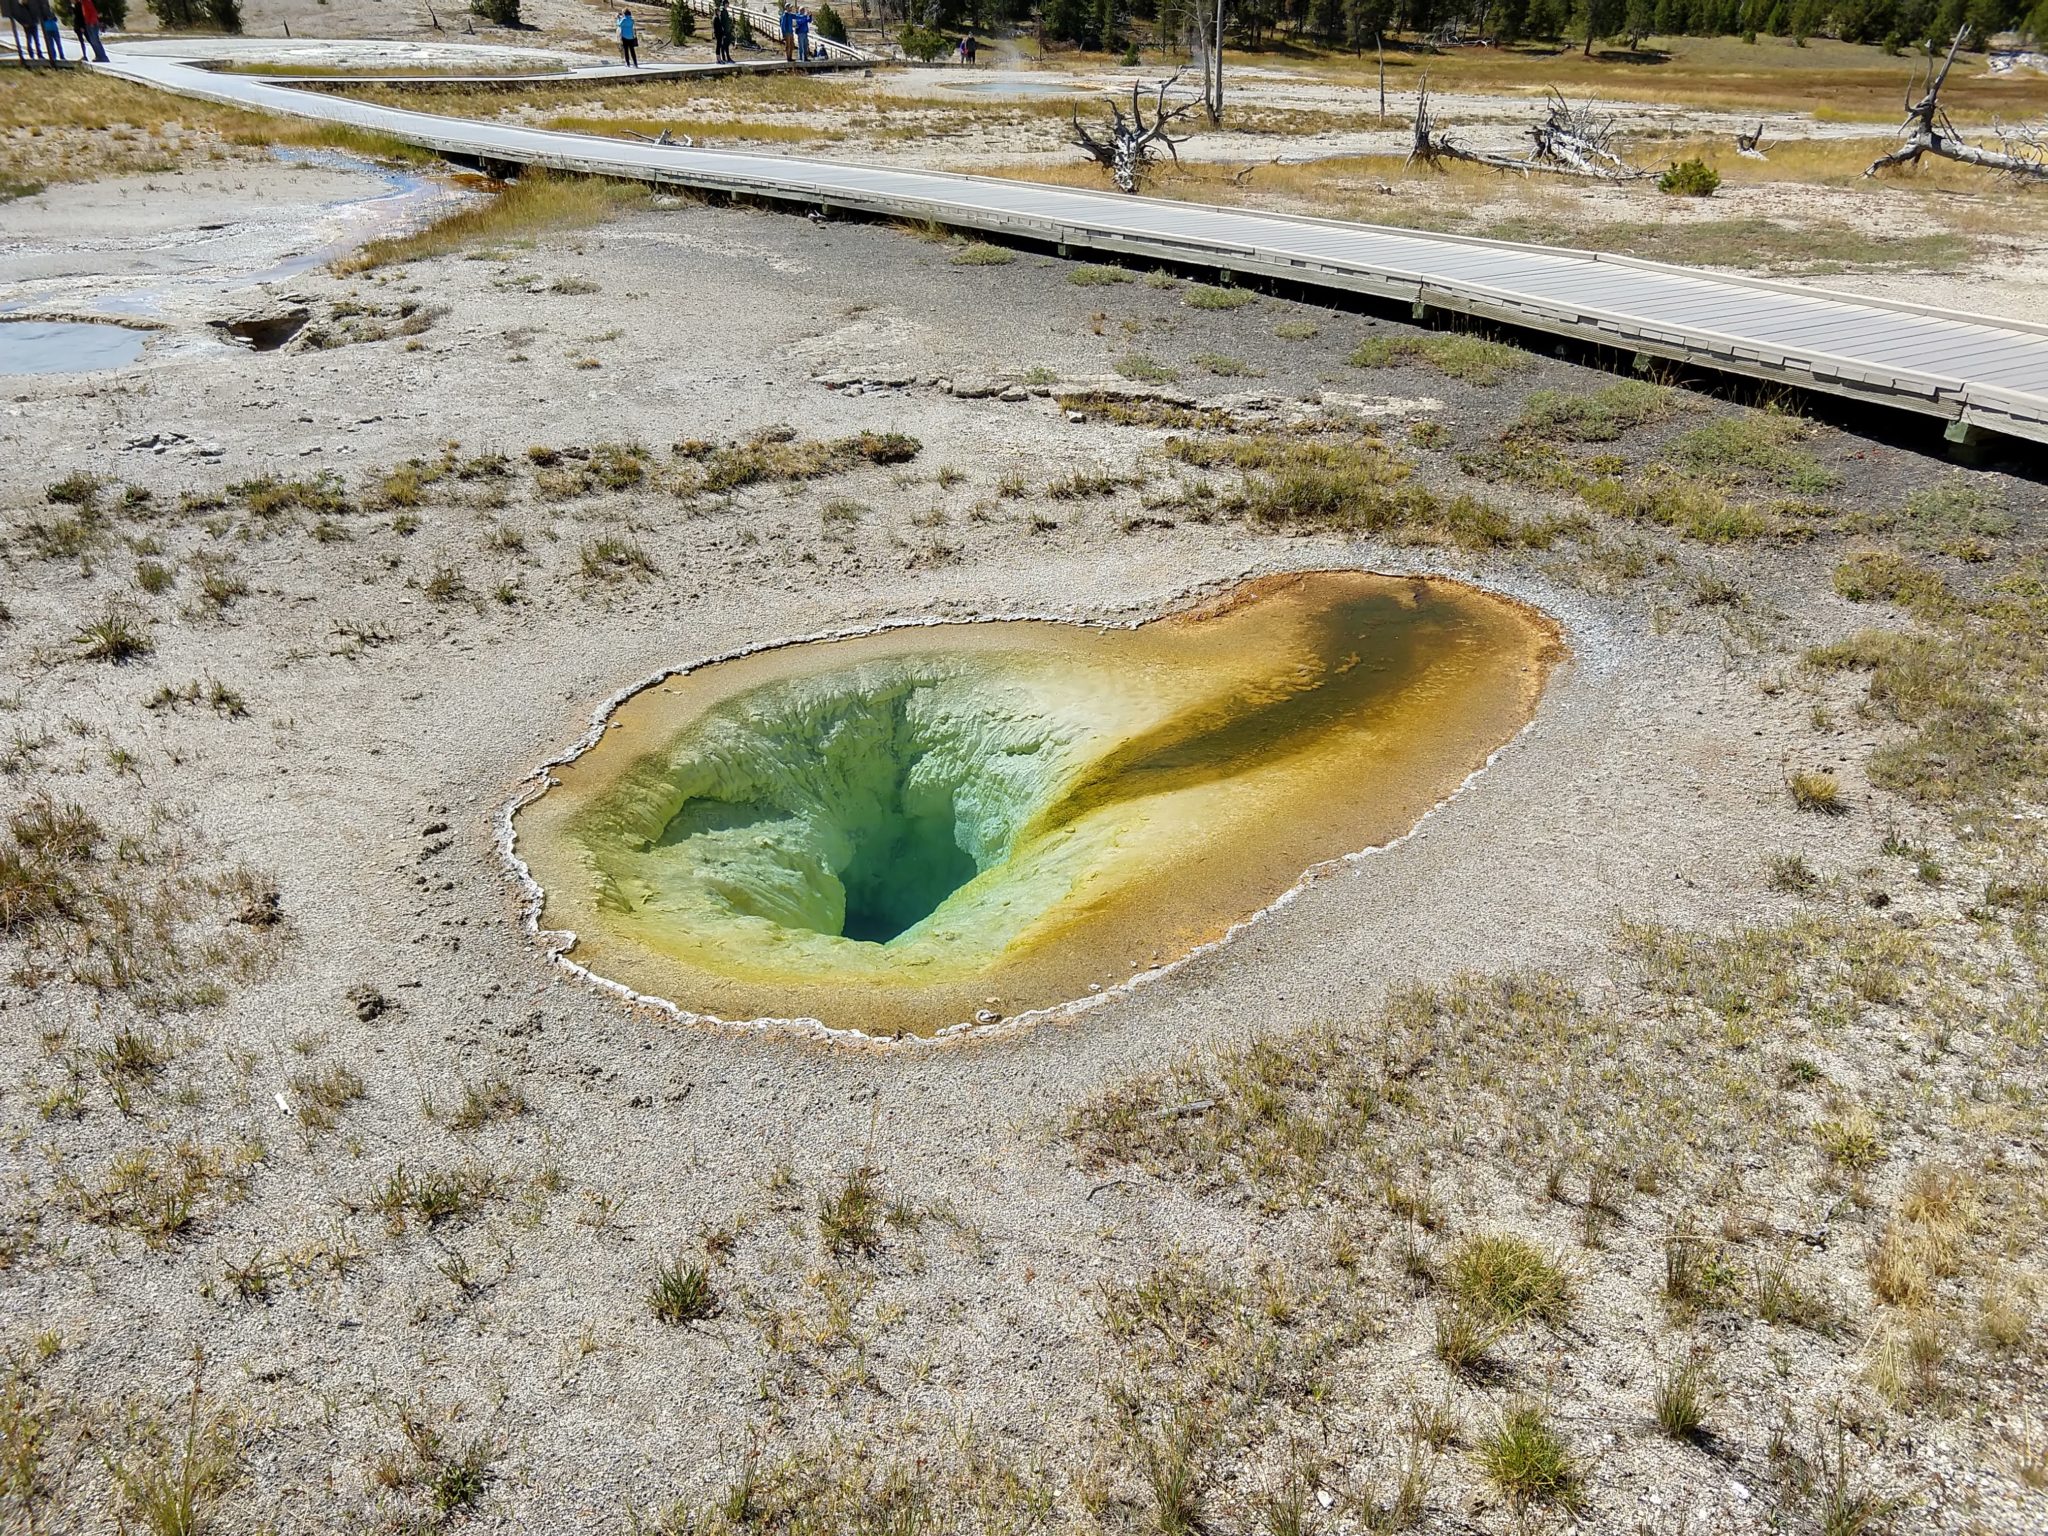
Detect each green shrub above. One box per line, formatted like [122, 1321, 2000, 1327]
[669, 0, 695, 42]
[814, 1, 846, 42]
[898, 23, 950, 60]
[471, 0, 521, 24]
[1660, 157, 1721, 196]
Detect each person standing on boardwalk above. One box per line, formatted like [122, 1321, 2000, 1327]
[72, 0, 104, 59]
[32, 0, 62, 61]
[5, 0, 34, 60]
[616, 7, 639, 67]
[778, 1, 793, 61]
[793, 6, 810, 61]
[711, 0, 732, 63]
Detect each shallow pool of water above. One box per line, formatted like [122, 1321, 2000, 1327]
[940, 77, 1085, 97]
[0, 320, 147, 376]
[514, 572, 1562, 1038]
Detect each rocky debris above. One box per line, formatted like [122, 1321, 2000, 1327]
[121, 430, 221, 458]
[345, 984, 392, 1023]
[814, 368, 921, 393]
[234, 882, 286, 929]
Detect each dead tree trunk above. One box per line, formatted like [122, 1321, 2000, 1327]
[1071, 71, 1199, 193]
[1867, 28, 2048, 182]
[1189, 0, 1225, 125]
[1528, 90, 1649, 177]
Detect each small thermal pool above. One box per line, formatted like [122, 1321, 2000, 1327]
[940, 77, 1084, 97]
[0, 320, 147, 376]
[512, 571, 1561, 1037]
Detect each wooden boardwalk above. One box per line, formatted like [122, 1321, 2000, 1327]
[104, 52, 2048, 447]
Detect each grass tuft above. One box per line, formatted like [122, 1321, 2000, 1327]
[1789, 770, 1845, 814]
[648, 1257, 720, 1325]
[1653, 1353, 1715, 1440]
[73, 606, 153, 663]
[819, 1164, 883, 1259]
[1350, 333, 1533, 385]
[1444, 1232, 1575, 1329]
[1475, 1400, 1580, 1512]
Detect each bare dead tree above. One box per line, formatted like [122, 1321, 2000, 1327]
[1736, 121, 1769, 159]
[1407, 77, 1467, 169]
[1187, 0, 1226, 125]
[1409, 78, 1650, 180]
[1070, 72, 1201, 193]
[1867, 28, 2048, 182]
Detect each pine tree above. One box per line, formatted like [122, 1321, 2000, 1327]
[1578, 0, 1624, 51]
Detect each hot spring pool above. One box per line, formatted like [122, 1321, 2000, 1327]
[0, 320, 147, 376]
[510, 571, 1561, 1038]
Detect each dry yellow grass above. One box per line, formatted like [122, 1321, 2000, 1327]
[1207, 33, 2048, 124]
[0, 69, 434, 196]
[1870, 1164, 1978, 1307]
[544, 114, 842, 145]
[334, 171, 651, 273]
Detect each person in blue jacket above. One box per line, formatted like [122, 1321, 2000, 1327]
[616, 7, 639, 67]
[793, 6, 810, 60]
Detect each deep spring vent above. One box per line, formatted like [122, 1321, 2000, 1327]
[637, 676, 1062, 947]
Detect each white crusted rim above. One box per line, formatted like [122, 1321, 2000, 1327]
[494, 564, 1568, 1049]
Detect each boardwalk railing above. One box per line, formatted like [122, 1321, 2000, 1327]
[685, 0, 873, 61]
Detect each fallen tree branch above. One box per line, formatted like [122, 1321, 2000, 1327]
[1409, 78, 1652, 180]
[1867, 28, 2048, 182]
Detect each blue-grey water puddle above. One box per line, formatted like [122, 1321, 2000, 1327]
[0, 320, 148, 375]
[0, 148, 477, 326]
[940, 78, 1085, 97]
